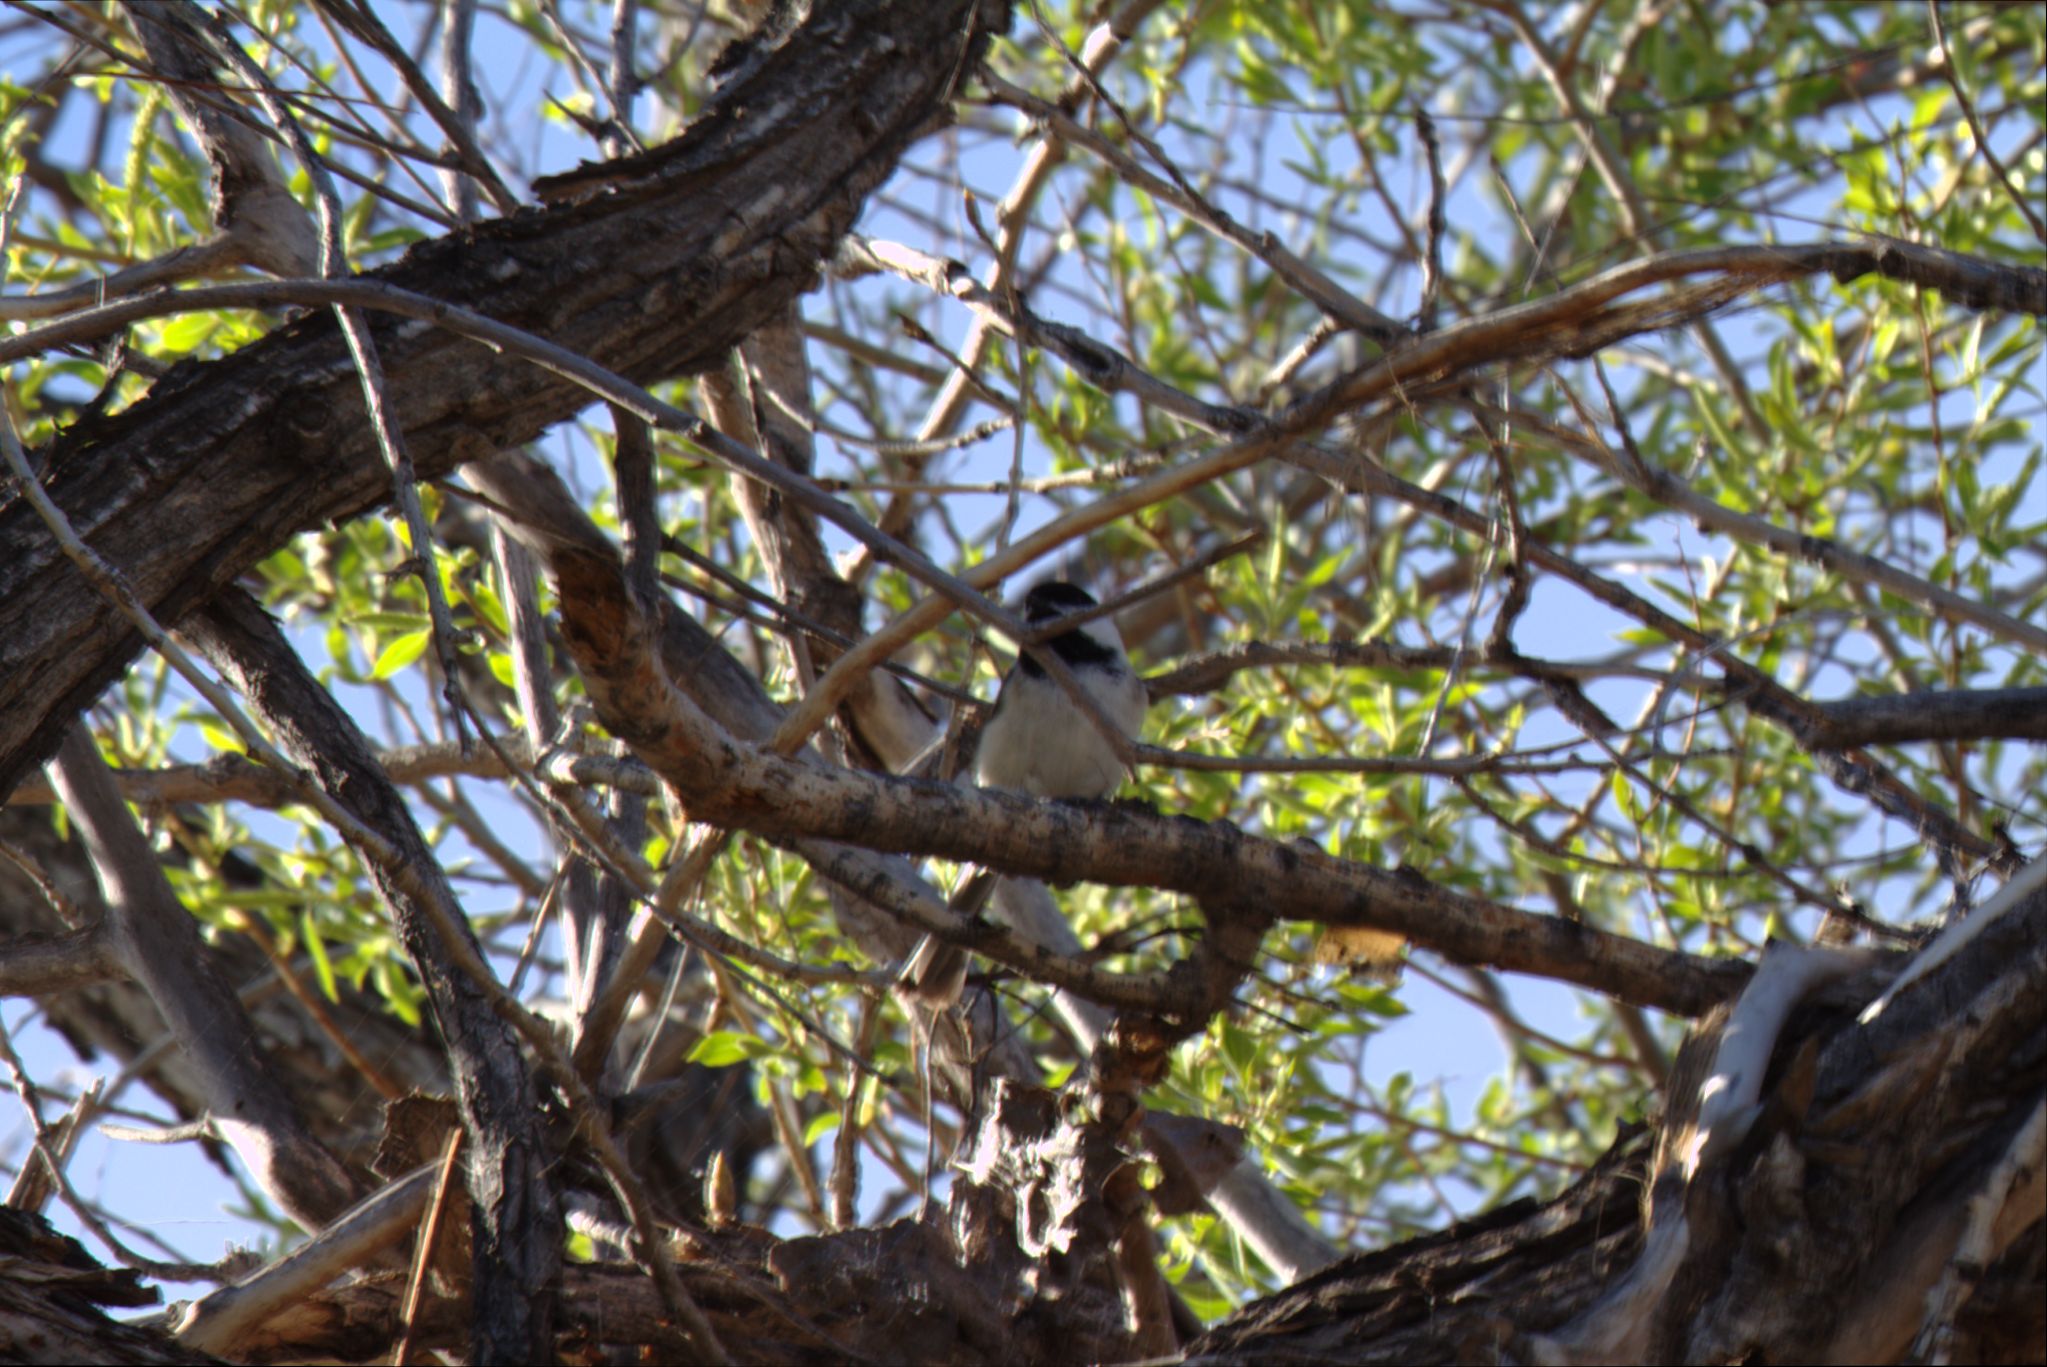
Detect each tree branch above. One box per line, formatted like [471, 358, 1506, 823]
[184, 591, 563, 1363]
[0, 0, 1012, 799]
[44, 727, 364, 1230]
[477, 451, 1747, 1018]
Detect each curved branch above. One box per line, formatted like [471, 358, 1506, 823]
[0, 0, 1010, 798]
[474, 452, 1748, 1019]
[44, 727, 363, 1229]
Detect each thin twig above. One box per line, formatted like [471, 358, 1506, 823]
[1926, 0, 2044, 242]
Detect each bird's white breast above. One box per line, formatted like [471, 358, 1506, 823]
[975, 662, 1146, 800]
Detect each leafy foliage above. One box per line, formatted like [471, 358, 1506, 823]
[1, 0, 2039, 1322]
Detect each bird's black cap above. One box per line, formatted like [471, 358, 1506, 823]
[1022, 580, 1099, 621]
[1017, 581, 1115, 673]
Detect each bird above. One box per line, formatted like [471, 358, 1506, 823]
[897, 580, 1147, 1007]
[971, 580, 1148, 801]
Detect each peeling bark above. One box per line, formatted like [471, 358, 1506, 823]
[0, 1206, 217, 1365]
[1185, 878, 2047, 1365]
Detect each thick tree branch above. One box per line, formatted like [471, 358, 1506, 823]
[184, 591, 562, 1364]
[0, 921, 120, 998]
[0, 0, 1011, 799]
[1805, 685, 2047, 747]
[1188, 879, 2045, 1365]
[476, 452, 1746, 1018]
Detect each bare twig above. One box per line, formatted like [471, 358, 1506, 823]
[1926, 0, 2045, 242]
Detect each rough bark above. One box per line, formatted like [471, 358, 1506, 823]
[6, 0, 2039, 1361]
[0, 1206, 218, 1365]
[0, 0, 1009, 800]
[16, 864, 2038, 1364]
[0, 0, 1009, 1358]
[1184, 878, 2047, 1366]
[185, 590, 562, 1364]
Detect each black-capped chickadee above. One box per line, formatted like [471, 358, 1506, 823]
[972, 580, 1147, 801]
[898, 580, 1147, 1005]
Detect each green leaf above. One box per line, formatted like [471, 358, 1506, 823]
[300, 907, 339, 1002]
[369, 629, 431, 680]
[689, 1031, 769, 1068]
